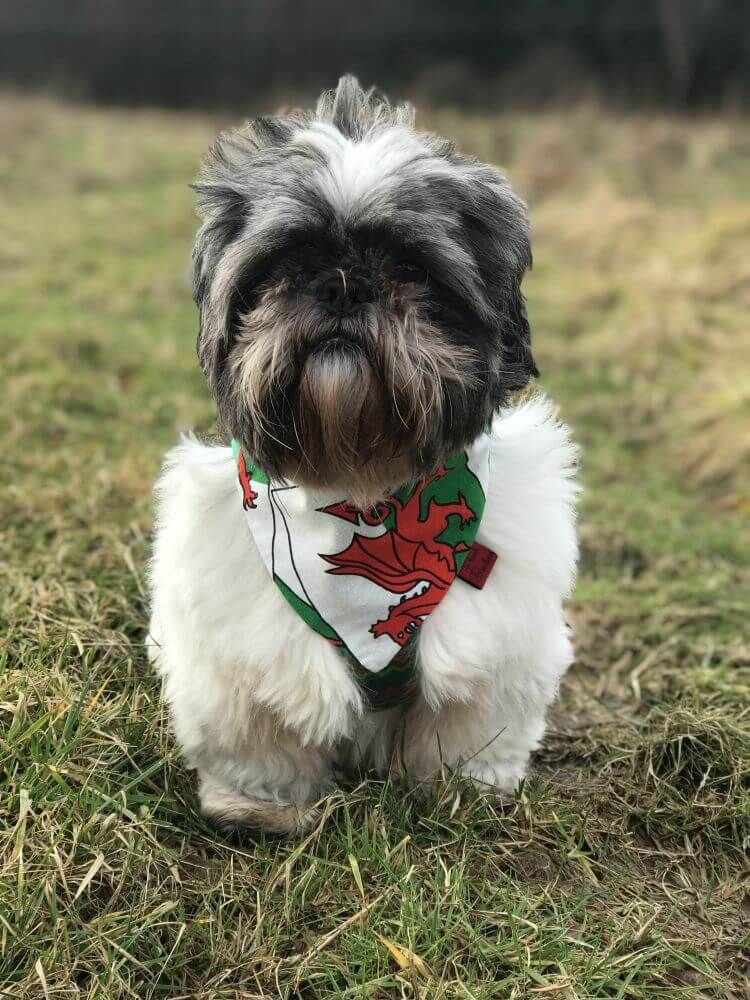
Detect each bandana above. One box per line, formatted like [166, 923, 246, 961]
[232, 436, 491, 709]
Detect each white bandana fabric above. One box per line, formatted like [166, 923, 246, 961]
[232, 435, 491, 675]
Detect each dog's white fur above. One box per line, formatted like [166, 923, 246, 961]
[148, 395, 577, 831]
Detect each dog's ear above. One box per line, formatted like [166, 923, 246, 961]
[190, 116, 303, 383]
[192, 115, 303, 302]
[191, 152, 246, 383]
[502, 283, 539, 390]
[452, 160, 538, 392]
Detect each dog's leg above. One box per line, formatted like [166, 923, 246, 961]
[396, 693, 547, 796]
[151, 623, 345, 837]
[148, 440, 367, 837]
[399, 621, 573, 796]
[168, 692, 339, 836]
[157, 655, 356, 836]
[198, 777, 324, 836]
[194, 718, 336, 836]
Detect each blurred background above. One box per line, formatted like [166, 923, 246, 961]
[1, 0, 749, 109]
[2, 5, 749, 995]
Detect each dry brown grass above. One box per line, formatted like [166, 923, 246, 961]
[1, 94, 748, 998]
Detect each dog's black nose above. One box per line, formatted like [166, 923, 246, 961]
[315, 273, 373, 316]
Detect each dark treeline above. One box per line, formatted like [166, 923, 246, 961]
[1, 0, 748, 109]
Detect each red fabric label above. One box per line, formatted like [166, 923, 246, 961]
[457, 542, 497, 589]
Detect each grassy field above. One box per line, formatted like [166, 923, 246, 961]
[1, 94, 748, 998]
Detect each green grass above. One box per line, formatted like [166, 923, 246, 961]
[1, 94, 748, 998]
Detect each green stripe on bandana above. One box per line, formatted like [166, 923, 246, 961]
[231, 436, 491, 710]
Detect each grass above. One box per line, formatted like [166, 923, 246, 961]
[1, 93, 748, 998]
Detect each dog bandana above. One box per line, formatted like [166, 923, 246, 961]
[232, 437, 491, 709]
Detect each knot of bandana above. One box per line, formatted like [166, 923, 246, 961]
[231, 437, 491, 710]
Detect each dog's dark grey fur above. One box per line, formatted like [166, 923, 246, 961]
[191, 76, 536, 499]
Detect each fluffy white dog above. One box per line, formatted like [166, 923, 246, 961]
[148, 77, 578, 835]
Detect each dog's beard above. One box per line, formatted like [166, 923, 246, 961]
[222, 293, 481, 506]
[297, 344, 390, 483]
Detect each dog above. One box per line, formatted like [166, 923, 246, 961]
[147, 76, 578, 835]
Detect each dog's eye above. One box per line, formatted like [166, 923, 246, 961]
[393, 261, 428, 284]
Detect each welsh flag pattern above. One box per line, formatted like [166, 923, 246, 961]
[232, 437, 490, 707]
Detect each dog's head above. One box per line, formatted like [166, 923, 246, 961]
[193, 76, 536, 504]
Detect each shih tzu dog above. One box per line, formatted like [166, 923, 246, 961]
[148, 76, 578, 835]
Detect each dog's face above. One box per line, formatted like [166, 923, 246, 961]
[193, 76, 536, 503]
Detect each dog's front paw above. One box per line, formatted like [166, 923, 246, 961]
[199, 779, 324, 837]
[458, 757, 526, 798]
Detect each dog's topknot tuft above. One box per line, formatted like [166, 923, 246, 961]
[315, 75, 415, 139]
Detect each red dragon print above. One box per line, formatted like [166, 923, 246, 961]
[237, 451, 258, 510]
[320, 469, 475, 645]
